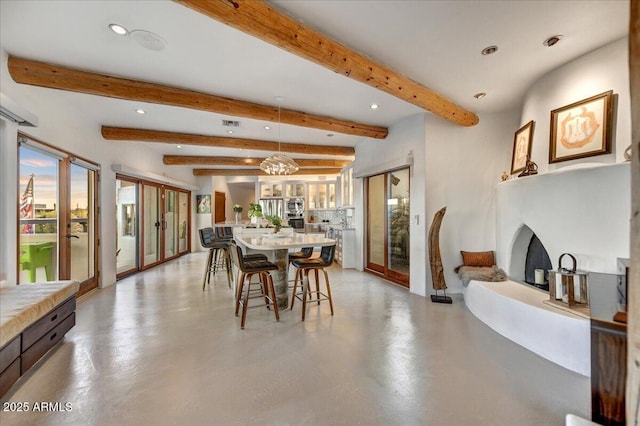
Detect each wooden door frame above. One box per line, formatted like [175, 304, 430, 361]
[214, 191, 226, 224]
[17, 133, 100, 295]
[364, 169, 410, 288]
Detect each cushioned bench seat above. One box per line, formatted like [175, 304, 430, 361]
[0, 281, 79, 396]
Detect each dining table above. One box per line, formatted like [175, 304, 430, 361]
[233, 231, 336, 309]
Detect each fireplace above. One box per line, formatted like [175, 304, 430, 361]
[524, 234, 552, 290]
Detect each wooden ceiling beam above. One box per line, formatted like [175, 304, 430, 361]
[101, 126, 355, 156]
[193, 168, 342, 176]
[8, 55, 388, 139]
[164, 155, 351, 168]
[176, 0, 479, 127]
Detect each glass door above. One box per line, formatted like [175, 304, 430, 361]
[116, 177, 138, 276]
[143, 184, 161, 268]
[164, 189, 178, 259]
[66, 162, 96, 285]
[365, 167, 410, 287]
[18, 136, 99, 295]
[178, 191, 189, 254]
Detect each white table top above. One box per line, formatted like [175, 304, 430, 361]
[235, 232, 335, 250]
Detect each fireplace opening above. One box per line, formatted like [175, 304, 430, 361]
[524, 234, 552, 290]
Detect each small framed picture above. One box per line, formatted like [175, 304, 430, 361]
[549, 90, 613, 163]
[510, 120, 535, 174]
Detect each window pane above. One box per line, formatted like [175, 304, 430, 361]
[116, 179, 138, 274]
[367, 174, 385, 266]
[19, 147, 58, 283]
[69, 164, 95, 281]
[388, 168, 410, 274]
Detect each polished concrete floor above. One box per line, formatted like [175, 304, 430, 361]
[1, 253, 590, 425]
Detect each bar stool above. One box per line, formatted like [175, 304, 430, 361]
[199, 227, 233, 291]
[229, 241, 279, 329]
[290, 244, 336, 321]
[288, 247, 313, 264]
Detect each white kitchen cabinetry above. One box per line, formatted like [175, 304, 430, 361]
[333, 228, 355, 268]
[307, 182, 336, 209]
[285, 182, 305, 198]
[340, 165, 354, 207]
[260, 183, 283, 198]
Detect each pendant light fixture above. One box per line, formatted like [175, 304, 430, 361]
[260, 97, 299, 175]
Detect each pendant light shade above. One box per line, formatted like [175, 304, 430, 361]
[260, 98, 299, 175]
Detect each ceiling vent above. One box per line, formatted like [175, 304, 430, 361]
[222, 120, 241, 127]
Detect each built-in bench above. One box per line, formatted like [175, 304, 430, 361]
[0, 281, 79, 397]
[463, 279, 590, 376]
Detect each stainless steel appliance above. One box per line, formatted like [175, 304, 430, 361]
[259, 198, 284, 219]
[286, 197, 305, 218]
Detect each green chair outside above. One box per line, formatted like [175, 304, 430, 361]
[19, 242, 54, 283]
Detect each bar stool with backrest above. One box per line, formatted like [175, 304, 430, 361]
[199, 227, 233, 291]
[229, 240, 279, 329]
[290, 244, 336, 321]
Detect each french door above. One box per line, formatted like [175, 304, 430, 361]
[365, 167, 410, 287]
[18, 135, 99, 296]
[116, 175, 190, 278]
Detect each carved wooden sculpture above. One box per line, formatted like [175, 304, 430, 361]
[429, 207, 452, 303]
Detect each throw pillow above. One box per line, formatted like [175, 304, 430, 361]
[460, 250, 495, 267]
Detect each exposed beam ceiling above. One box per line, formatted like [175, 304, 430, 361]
[176, 0, 479, 127]
[164, 155, 351, 168]
[102, 126, 355, 156]
[193, 168, 341, 176]
[8, 55, 388, 139]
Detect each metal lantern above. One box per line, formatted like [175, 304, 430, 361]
[548, 253, 589, 306]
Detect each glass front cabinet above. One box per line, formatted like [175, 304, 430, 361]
[307, 182, 336, 209]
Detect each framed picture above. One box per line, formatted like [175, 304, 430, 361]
[549, 90, 613, 163]
[196, 194, 211, 214]
[510, 120, 535, 174]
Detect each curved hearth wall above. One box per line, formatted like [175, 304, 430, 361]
[497, 162, 630, 278]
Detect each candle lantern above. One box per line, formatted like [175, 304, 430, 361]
[548, 253, 589, 306]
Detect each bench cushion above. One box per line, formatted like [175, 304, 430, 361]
[0, 281, 79, 348]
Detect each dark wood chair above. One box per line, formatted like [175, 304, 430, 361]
[290, 244, 335, 321]
[229, 241, 279, 329]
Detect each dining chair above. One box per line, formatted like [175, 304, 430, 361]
[290, 244, 335, 321]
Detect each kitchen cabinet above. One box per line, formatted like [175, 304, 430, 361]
[260, 183, 283, 198]
[340, 165, 354, 207]
[285, 182, 305, 198]
[332, 227, 355, 268]
[307, 182, 336, 209]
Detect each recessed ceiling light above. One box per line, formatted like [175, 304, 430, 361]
[264, 126, 271, 130]
[176, 145, 182, 149]
[227, 130, 233, 134]
[109, 24, 129, 36]
[135, 108, 145, 114]
[474, 92, 486, 99]
[543, 35, 563, 47]
[481, 45, 498, 56]
[370, 103, 379, 110]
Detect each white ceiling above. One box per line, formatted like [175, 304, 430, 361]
[0, 0, 630, 165]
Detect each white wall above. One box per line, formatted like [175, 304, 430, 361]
[495, 36, 632, 278]
[521, 37, 631, 170]
[497, 163, 630, 276]
[353, 113, 427, 295]
[0, 51, 198, 288]
[228, 182, 256, 221]
[424, 111, 520, 294]
[194, 176, 213, 252]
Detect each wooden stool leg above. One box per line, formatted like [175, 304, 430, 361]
[290, 268, 300, 309]
[314, 269, 321, 305]
[268, 273, 279, 321]
[235, 272, 246, 316]
[203, 249, 213, 291]
[224, 248, 233, 288]
[323, 269, 334, 315]
[301, 269, 310, 321]
[241, 273, 251, 329]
